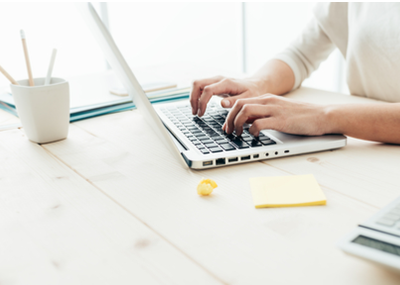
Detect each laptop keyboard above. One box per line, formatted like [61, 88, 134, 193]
[160, 103, 276, 154]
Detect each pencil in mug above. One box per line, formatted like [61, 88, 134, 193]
[20, 30, 34, 86]
[0, 65, 18, 85]
[44, 48, 57, 86]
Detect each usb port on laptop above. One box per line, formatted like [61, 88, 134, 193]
[241, 155, 251, 161]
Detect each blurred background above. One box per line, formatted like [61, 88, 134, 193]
[0, 2, 348, 94]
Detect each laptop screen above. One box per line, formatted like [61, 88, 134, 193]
[77, 2, 187, 168]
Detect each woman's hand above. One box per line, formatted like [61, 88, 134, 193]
[189, 76, 265, 117]
[222, 94, 331, 137]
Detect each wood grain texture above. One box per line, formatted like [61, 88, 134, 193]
[41, 87, 400, 284]
[0, 108, 20, 130]
[0, 129, 222, 285]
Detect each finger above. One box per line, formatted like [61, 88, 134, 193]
[246, 117, 258, 124]
[197, 78, 240, 117]
[220, 91, 252, 108]
[225, 97, 269, 134]
[190, 76, 223, 115]
[233, 104, 274, 136]
[249, 117, 278, 137]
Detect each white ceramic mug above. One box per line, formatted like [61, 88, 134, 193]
[10, 77, 70, 144]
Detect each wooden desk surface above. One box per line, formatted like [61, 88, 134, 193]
[1, 86, 400, 284]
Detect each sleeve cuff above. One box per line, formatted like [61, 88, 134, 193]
[273, 53, 302, 91]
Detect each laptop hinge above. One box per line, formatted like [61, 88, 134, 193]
[181, 153, 192, 167]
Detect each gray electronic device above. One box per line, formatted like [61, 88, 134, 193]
[77, 2, 347, 169]
[338, 195, 400, 272]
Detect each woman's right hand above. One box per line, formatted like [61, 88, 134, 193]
[189, 76, 265, 117]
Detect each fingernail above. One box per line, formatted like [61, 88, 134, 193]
[222, 100, 230, 107]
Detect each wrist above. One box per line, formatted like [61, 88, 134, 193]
[323, 105, 343, 134]
[246, 76, 273, 95]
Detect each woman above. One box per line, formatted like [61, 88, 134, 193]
[189, 3, 400, 144]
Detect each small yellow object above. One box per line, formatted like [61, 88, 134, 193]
[197, 179, 218, 196]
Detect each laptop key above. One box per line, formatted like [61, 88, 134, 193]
[215, 139, 228, 144]
[242, 136, 254, 142]
[260, 139, 276, 146]
[200, 149, 210, 154]
[210, 134, 222, 139]
[198, 137, 211, 142]
[197, 136, 209, 140]
[230, 138, 249, 149]
[196, 136, 208, 141]
[205, 143, 218, 148]
[220, 143, 235, 151]
[249, 140, 262, 147]
[209, 147, 223, 153]
[194, 134, 206, 139]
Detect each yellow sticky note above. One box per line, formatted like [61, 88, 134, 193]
[249, 174, 326, 208]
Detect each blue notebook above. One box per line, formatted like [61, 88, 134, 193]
[0, 88, 190, 123]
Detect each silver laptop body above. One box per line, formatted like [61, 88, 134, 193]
[78, 3, 347, 170]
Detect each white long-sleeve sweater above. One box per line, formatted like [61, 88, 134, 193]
[274, 2, 400, 102]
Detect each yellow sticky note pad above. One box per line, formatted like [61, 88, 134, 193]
[249, 174, 326, 208]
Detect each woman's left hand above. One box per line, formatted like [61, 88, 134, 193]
[222, 94, 332, 137]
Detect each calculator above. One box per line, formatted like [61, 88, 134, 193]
[337, 195, 400, 271]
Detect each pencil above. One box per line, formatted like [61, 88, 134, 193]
[20, 30, 34, 86]
[0, 65, 18, 85]
[44, 49, 57, 85]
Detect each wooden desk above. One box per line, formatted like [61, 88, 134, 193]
[1, 86, 400, 284]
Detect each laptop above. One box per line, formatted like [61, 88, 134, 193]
[338, 195, 400, 272]
[77, 3, 347, 169]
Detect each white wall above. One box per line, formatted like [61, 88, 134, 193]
[0, 3, 106, 88]
[0, 3, 346, 94]
[245, 2, 347, 93]
[108, 2, 242, 73]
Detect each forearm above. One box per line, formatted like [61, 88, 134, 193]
[325, 103, 400, 144]
[249, 59, 295, 96]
